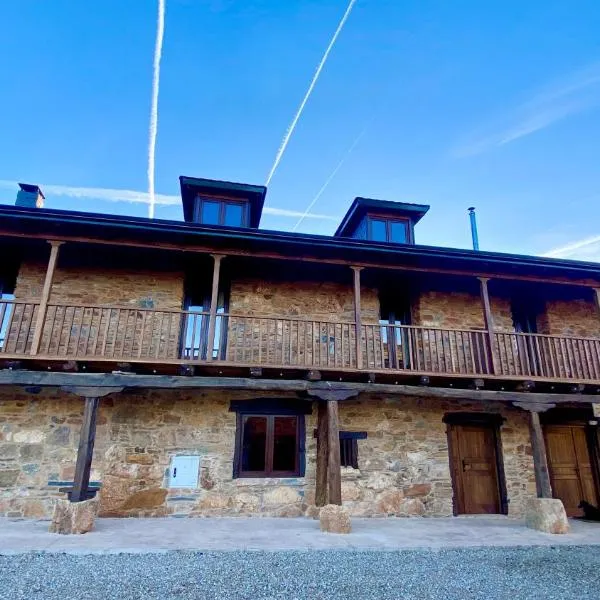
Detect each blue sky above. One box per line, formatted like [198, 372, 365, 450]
[1, 0, 600, 260]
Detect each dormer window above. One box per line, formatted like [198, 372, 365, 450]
[195, 197, 249, 227]
[368, 217, 410, 244]
[334, 197, 429, 245]
[179, 176, 267, 229]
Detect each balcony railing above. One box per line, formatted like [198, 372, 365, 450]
[1, 299, 600, 383]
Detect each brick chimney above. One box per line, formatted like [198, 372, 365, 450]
[16, 183, 45, 208]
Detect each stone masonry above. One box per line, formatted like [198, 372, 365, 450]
[0, 386, 535, 520]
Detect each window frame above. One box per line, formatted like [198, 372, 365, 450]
[366, 214, 412, 244]
[193, 195, 249, 227]
[231, 400, 309, 479]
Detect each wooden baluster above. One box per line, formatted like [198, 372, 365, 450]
[288, 319, 292, 366]
[371, 325, 377, 370]
[447, 331, 455, 373]
[407, 327, 415, 371]
[84, 308, 95, 356]
[100, 309, 111, 357]
[379, 323, 385, 370]
[44, 305, 57, 354]
[12, 303, 26, 353]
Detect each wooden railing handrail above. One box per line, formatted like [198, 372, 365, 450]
[0, 299, 40, 306]
[362, 322, 488, 334]
[494, 330, 600, 343]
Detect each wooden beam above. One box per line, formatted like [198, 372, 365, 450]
[1, 228, 598, 288]
[527, 409, 554, 499]
[315, 401, 329, 507]
[61, 386, 124, 398]
[30, 240, 63, 355]
[206, 254, 225, 361]
[478, 277, 499, 374]
[71, 396, 100, 503]
[2, 371, 600, 404]
[351, 266, 363, 369]
[307, 388, 360, 402]
[594, 288, 600, 315]
[326, 400, 342, 505]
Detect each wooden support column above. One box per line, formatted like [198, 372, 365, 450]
[351, 266, 363, 369]
[63, 386, 123, 503]
[206, 254, 225, 361]
[71, 396, 100, 503]
[30, 240, 63, 355]
[326, 400, 342, 505]
[478, 277, 499, 374]
[315, 401, 329, 507]
[513, 401, 555, 499]
[309, 387, 359, 507]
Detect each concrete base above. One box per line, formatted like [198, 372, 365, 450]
[319, 504, 351, 534]
[525, 498, 570, 534]
[49, 496, 99, 535]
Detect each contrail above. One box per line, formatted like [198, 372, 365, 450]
[265, 0, 357, 187]
[147, 0, 166, 219]
[291, 124, 368, 231]
[0, 180, 337, 221]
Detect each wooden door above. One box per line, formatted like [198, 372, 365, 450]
[544, 425, 597, 517]
[448, 423, 502, 514]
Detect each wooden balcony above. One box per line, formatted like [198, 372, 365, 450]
[1, 299, 600, 385]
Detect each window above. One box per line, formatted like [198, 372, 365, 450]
[194, 196, 248, 227]
[0, 278, 15, 351]
[313, 430, 367, 469]
[367, 216, 411, 244]
[232, 400, 309, 478]
[181, 276, 229, 360]
[379, 292, 412, 369]
[370, 218, 387, 241]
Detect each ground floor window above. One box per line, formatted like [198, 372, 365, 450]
[339, 431, 367, 469]
[231, 400, 309, 478]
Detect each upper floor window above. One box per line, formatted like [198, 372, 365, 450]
[368, 217, 410, 243]
[194, 197, 248, 227]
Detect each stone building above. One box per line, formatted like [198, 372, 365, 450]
[0, 178, 599, 521]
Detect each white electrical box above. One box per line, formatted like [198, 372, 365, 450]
[168, 455, 200, 488]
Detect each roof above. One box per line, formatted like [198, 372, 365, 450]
[0, 203, 598, 285]
[335, 197, 430, 237]
[179, 176, 267, 227]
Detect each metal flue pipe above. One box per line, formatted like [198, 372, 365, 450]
[468, 207, 479, 251]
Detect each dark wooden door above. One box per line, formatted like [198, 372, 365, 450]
[448, 423, 502, 514]
[544, 425, 597, 517]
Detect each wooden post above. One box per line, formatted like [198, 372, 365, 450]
[315, 401, 329, 507]
[351, 266, 363, 369]
[71, 396, 100, 503]
[30, 240, 63, 355]
[593, 288, 600, 316]
[62, 386, 122, 503]
[206, 254, 225, 361]
[528, 410, 553, 499]
[327, 400, 342, 505]
[478, 277, 499, 374]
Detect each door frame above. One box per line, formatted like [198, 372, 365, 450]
[541, 407, 600, 510]
[444, 412, 508, 516]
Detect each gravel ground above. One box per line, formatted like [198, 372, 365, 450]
[1, 546, 599, 599]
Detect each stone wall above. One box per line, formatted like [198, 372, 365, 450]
[227, 279, 380, 368]
[0, 387, 536, 519]
[542, 298, 600, 338]
[7, 260, 185, 356]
